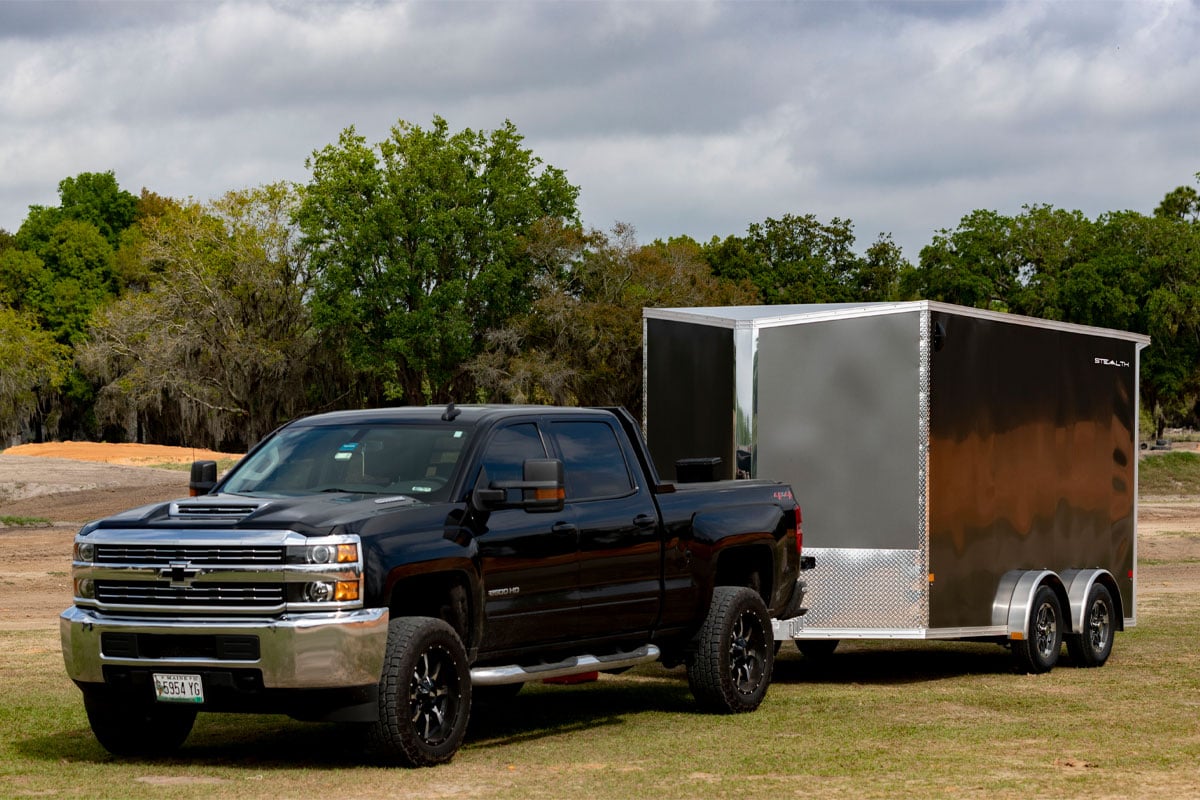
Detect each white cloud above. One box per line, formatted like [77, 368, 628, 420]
[0, 0, 1197, 262]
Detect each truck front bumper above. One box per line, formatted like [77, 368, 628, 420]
[60, 606, 389, 689]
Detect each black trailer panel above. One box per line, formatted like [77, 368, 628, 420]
[927, 310, 1138, 629]
[644, 318, 736, 482]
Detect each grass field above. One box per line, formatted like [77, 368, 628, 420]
[2, 452, 1198, 798]
[1141, 450, 1200, 495]
[3, 565, 1198, 799]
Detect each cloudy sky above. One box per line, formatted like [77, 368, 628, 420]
[1, 0, 1196, 261]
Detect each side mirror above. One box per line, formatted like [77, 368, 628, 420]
[517, 459, 566, 512]
[471, 459, 565, 513]
[189, 460, 218, 496]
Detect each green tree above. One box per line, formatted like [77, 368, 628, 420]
[1154, 172, 1200, 223]
[296, 116, 580, 405]
[1005, 205, 1094, 320]
[16, 171, 139, 252]
[1138, 212, 1200, 436]
[0, 307, 71, 442]
[1058, 210, 1146, 332]
[38, 219, 117, 344]
[112, 189, 183, 292]
[1, 217, 115, 347]
[903, 209, 1018, 310]
[856, 234, 907, 301]
[700, 214, 864, 304]
[705, 213, 901, 305]
[80, 184, 330, 450]
[0, 248, 52, 312]
[471, 222, 757, 416]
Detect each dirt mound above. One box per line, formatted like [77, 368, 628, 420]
[0, 443, 242, 523]
[0, 455, 191, 523]
[4, 441, 241, 466]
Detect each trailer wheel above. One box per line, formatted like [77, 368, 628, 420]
[1066, 584, 1115, 668]
[796, 639, 839, 660]
[82, 686, 196, 757]
[1011, 585, 1063, 674]
[370, 617, 471, 767]
[687, 586, 774, 713]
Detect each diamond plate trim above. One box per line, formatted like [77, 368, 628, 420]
[800, 547, 927, 629]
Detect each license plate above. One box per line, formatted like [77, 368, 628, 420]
[153, 673, 204, 704]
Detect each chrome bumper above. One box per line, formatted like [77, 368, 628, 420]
[60, 606, 389, 689]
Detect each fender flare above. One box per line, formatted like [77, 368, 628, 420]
[992, 569, 1069, 639]
[1059, 568, 1125, 634]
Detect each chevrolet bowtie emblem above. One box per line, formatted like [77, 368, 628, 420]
[162, 562, 200, 587]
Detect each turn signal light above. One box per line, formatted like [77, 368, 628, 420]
[334, 581, 360, 602]
[337, 544, 358, 563]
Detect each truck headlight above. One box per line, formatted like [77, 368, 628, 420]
[302, 543, 357, 564]
[75, 542, 95, 563]
[301, 580, 360, 603]
[305, 582, 334, 602]
[75, 579, 96, 599]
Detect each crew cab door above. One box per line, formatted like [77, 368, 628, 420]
[472, 421, 580, 654]
[547, 418, 662, 639]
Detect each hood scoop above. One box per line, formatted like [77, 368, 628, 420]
[168, 498, 268, 521]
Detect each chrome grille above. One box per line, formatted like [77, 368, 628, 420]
[96, 581, 284, 607]
[94, 545, 285, 565]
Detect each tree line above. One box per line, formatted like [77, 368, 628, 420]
[2, 116, 1198, 451]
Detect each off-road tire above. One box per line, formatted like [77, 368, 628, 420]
[687, 586, 775, 713]
[369, 617, 471, 767]
[1065, 583, 1116, 668]
[1011, 585, 1063, 674]
[82, 686, 197, 757]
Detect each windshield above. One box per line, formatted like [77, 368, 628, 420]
[221, 423, 471, 501]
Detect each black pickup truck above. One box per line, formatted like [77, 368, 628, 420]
[61, 405, 808, 766]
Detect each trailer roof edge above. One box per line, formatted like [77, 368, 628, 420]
[643, 301, 1151, 345]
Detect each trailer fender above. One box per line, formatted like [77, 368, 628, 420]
[1059, 569, 1125, 634]
[992, 570, 1069, 639]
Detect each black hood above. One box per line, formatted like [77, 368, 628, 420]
[92, 491, 431, 534]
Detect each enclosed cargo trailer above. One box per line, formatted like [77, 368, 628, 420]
[643, 301, 1150, 672]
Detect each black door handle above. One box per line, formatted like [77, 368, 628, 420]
[633, 514, 657, 529]
[551, 522, 578, 536]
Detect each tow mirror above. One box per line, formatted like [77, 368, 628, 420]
[189, 460, 218, 496]
[518, 459, 566, 512]
[471, 459, 565, 513]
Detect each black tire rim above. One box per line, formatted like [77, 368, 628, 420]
[1087, 596, 1112, 653]
[1033, 601, 1059, 660]
[408, 644, 460, 746]
[728, 609, 766, 696]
